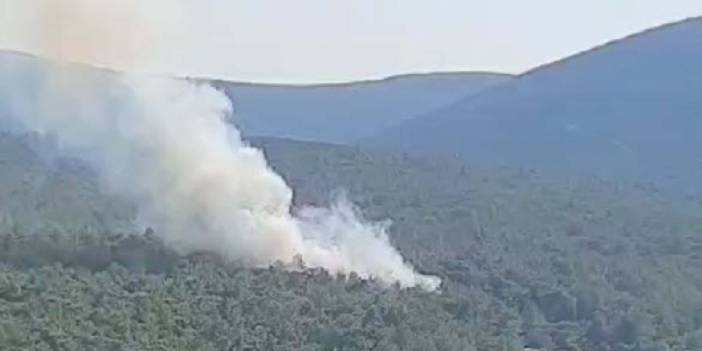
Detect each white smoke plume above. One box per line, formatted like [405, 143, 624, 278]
[0, 1, 440, 289]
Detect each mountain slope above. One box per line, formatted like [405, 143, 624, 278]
[211, 72, 512, 143]
[1, 133, 701, 350]
[0, 133, 134, 233]
[366, 17, 702, 194]
[0, 50, 511, 144]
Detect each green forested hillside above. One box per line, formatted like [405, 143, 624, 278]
[1, 133, 701, 350]
[0, 133, 134, 234]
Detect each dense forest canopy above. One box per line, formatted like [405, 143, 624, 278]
[1, 133, 701, 350]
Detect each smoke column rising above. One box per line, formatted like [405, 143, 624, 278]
[0, 1, 440, 289]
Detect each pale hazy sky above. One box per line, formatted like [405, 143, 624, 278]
[1, 0, 701, 83]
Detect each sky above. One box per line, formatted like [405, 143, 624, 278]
[1, 0, 701, 84]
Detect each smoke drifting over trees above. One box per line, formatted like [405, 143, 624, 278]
[0, 1, 438, 289]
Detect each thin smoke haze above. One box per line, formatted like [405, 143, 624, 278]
[0, 1, 440, 289]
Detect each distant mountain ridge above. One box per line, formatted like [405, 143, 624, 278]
[366, 17, 702, 195]
[210, 70, 511, 89]
[0, 49, 512, 144]
[211, 71, 511, 143]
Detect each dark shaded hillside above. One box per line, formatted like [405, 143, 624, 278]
[2, 133, 702, 350]
[211, 72, 511, 143]
[366, 17, 702, 195]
